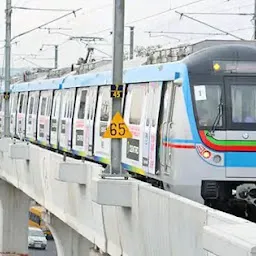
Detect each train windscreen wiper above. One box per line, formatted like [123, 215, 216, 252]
[209, 100, 223, 136]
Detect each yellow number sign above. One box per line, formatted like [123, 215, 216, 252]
[103, 112, 133, 139]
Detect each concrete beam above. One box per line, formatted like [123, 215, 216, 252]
[91, 177, 133, 208]
[0, 138, 11, 152]
[57, 162, 89, 185]
[9, 142, 30, 160]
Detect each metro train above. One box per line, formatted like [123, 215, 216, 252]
[2, 42, 256, 218]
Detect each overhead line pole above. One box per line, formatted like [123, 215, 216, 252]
[4, 0, 11, 137]
[54, 45, 58, 69]
[110, 0, 125, 176]
[40, 44, 59, 69]
[129, 26, 134, 59]
[254, 0, 256, 39]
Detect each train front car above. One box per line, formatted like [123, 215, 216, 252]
[184, 43, 256, 218]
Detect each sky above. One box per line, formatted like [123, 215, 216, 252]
[0, 0, 254, 70]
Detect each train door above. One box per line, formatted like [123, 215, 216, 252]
[26, 91, 39, 142]
[94, 86, 111, 164]
[142, 82, 162, 175]
[72, 88, 89, 156]
[37, 90, 53, 146]
[87, 87, 98, 156]
[10, 93, 18, 137]
[158, 81, 176, 175]
[121, 83, 147, 174]
[16, 92, 28, 140]
[0, 95, 4, 136]
[50, 90, 61, 149]
[59, 88, 76, 152]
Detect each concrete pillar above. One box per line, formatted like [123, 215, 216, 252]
[46, 214, 94, 256]
[0, 179, 30, 255]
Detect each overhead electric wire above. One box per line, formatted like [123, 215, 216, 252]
[12, 6, 77, 12]
[11, 8, 82, 41]
[86, 0, 209, 36]
[181, 12, 254, 15]
[16, 57, 42, 68]
[145, 31, 225, 35]
[175, 11, 245, 40]
[93, 48, 112, 58]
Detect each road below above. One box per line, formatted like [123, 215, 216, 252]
[29, 240, 57, 256]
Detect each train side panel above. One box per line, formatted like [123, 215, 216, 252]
[94, 86, 111, 164]
[121, 82, 162, 177]
[37, 90, 53, 146]
[50, 90, 61, 149]
[72, 86, 98, 157]
[16, 92, 28, 140]
[26, 91, 39, 142]
[59, 88, 76, 152]
[10, 92, 18, 137]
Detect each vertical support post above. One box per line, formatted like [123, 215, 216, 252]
[55, 45, 58, 69]
[4, 0, 11, 137]
[254, 0, 256, 39]
[129, 26, 134, 60]
[110, 0, 125, 175]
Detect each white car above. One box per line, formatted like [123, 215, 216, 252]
[28, 227, 47, 250]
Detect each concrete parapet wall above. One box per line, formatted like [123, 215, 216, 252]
[0, 138, 256, 255]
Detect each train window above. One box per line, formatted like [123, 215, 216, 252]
[18, 94, 24, 113]
[68, 100, 71, 118]
[46, 97, 52, 116]
[100, 89, 110, 122]
[0, 97, 2, 112]
[78, 90, 87, 119]
[22, 94, 27, 113]
[12, 94, 18, 112]
[29, 97, 34, 115]
[88, 90, 95, 120]
[52, 97, 57, 117]
[231, 85, 256, 123]
[193, 85, 222, 127]
[64, 101, 67, 118]
[33, 96, 38, 115]
[90, 103, 94, 120]
[40, 97, 47, 116]
[151, 86, 161, 127]
[87, 107, 90, 120]
[68, 98, 73, 118]
[66, 103, 69, 118]
[129, 86, 144, 125]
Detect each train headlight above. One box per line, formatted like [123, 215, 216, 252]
[202, 151, 211, 159]
[213, 62, 221, 71]
[213, 155, 221, 163]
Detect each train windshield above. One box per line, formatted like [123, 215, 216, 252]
[231, 84, 256, 124]
[193, 85, 222, 128]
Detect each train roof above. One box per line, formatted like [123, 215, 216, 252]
[8, 41, 256, 93]
[10, 61, 187, 92]
[183, 43, 256, 73]
[9, 76, 64, 93]
[63, 61, 187, 89]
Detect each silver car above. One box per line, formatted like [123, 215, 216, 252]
[28, 227, 47, 250]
